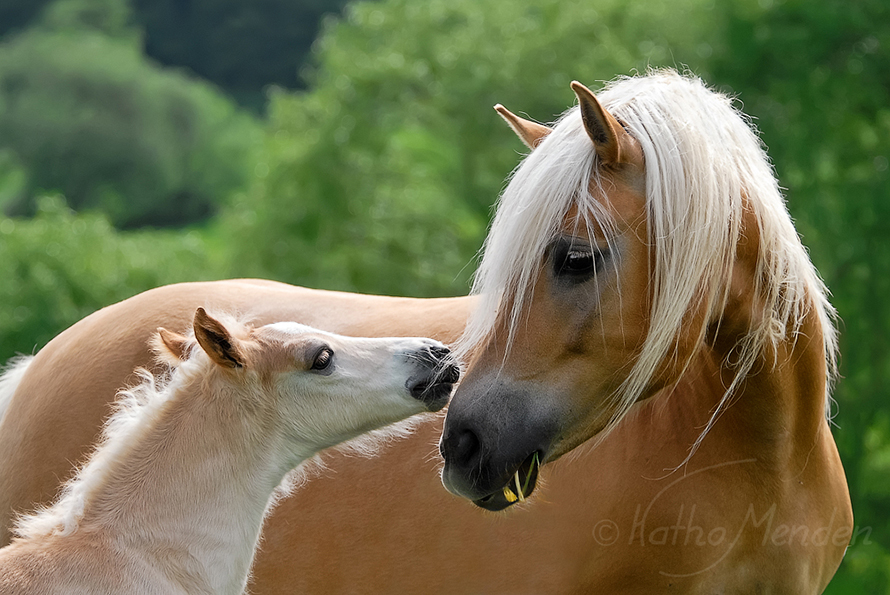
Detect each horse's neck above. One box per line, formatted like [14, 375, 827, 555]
[667, 302, 829, 468]
[82, 377, 294, 594]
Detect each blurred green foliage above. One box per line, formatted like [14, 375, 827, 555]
[0, 0, 261, 228]
[131, 0, 349, 110]
[0, 196, 214, 358]
[0, 0, 887, 589]
[225, 0, 715, 296]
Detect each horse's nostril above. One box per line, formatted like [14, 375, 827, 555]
[441, 428, 480, 465]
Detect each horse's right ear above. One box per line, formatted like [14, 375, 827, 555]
[494, 104, 552, 149]
[193, 308, 247, 369]
[571, 81, 639, 167]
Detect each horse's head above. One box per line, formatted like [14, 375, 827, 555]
[440, 72, 827, 510]
[439, 81, 659, 510]
[159, 309, 460, 461]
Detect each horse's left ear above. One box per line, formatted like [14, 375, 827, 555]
[155, 327, 192, 364]
[193, 308, 247, 369]
[571, 81, 636, 167]
[494, 104, 552, 149]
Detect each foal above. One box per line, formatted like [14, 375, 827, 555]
[0, 308, 458, 594]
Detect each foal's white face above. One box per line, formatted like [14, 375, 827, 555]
[255, 322, 458, 455]
[174, 309, 459, 467]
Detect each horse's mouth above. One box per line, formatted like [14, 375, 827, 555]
[473, 451, 541, 512]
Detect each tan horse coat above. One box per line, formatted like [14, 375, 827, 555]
[0, 71, 853, 593]
[0, 280, 852, 593]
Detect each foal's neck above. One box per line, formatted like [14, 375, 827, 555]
[83, 371, 298, 594]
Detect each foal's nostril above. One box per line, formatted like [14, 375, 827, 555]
[408, 377, 432, 400]
[422, 345, 459, 384]
[406, 344, 459, 410]
[421, 345, 453, 369]
[439, 361, 461, 384]
[428, 345, 451, 360]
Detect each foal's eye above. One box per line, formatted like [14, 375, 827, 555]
[310, 347, 333, 371]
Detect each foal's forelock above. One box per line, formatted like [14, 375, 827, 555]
[458, 70, 838, 441]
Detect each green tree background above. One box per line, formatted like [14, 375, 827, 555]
[0, 0, 886, 589]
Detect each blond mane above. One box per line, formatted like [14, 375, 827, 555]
[12, 313, 251, 540]
[458, 69, 837, 441]
[12, 361, 194, 540]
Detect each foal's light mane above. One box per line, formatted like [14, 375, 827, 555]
[12, 354, 204, 540]
[13, 315, 272, 540]
[459, 70, 837, 442]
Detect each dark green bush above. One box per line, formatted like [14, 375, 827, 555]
[0, 0, 260, 228]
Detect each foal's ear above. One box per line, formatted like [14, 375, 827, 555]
[571, 81, 637, 167]
[494, 104, 552, 149]
[193, 308, 247, 369]
[156, 327, 192, 364]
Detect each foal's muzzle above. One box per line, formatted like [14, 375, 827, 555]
[406, 345, 460, 411]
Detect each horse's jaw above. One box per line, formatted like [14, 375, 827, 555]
[469, 450, 542, 512]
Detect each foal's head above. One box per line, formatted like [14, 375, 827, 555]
[13, 309, 461, 542]
[160, 308, 461, 461]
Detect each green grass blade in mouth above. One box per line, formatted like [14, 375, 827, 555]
[520, 451, 539, 496]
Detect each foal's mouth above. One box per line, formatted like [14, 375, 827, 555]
[473, 451, 541, 512]
[409, 360, 461, 412]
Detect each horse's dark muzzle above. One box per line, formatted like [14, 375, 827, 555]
[440, 423, 544, 507]
[439, 378, 559, 507]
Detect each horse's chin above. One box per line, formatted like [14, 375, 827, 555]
[472, 451, 541, 512]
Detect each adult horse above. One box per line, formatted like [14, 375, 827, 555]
[0, 71, 850, 593]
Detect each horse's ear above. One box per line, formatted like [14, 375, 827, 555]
[571, 81, 636, 167]
[494, 104, 552, 149]
[193, 308, 247, 369]
[155, 327, 192, 364]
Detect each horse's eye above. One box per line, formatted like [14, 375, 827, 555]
[563, 250, 595, 274]
[553, 242, 607, 282]
[310, 347, 333, 371]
